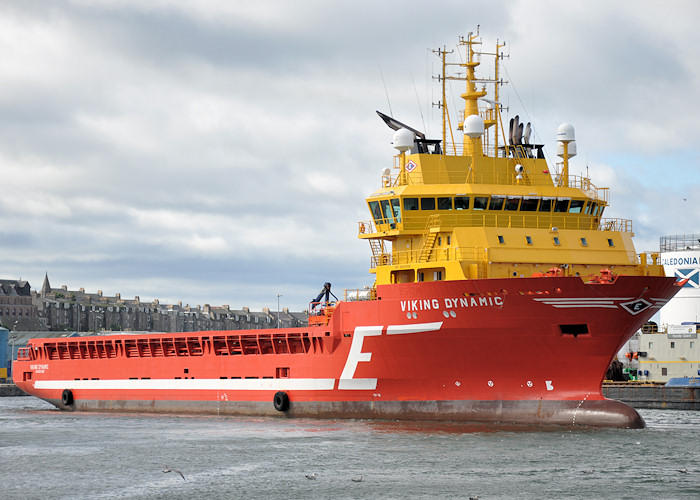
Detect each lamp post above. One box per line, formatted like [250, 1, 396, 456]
[8, 334, 17, 381]
[11, 320, 19, 361]
[9, 335, 17, 362]
[277, 294, 282, 329]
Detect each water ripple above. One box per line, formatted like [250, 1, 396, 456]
[1, 397, 698, 499]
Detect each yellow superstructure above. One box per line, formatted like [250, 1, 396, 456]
[359, 32, 664, 286]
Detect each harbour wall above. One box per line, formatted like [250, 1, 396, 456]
[0, 383, 28, 397]
[603, 383, 699, 410]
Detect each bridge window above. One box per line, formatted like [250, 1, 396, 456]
[526, 236, 533, 245]
[437, 197, 452, 210]
[580, 238, 588, 246]
[554, 198, 570, 212]
[584, 202, 593, 215]
[454, 196, 470, 210]
[473, 196, 488, 210]
[421, 198, 435, 210]
[369, 201, 383, 222]
[404, 198, 419, 211]
[521, 198, 539, 211]
[504, 197, 521, 211]
[377, 199, 401, 226]
[390, 199, 402, 222]
[539, 198, 553, 212]
[489, 196, 505, 210]
[553, 237, 561, 245]
[607, 238, 614, 247]
[569, 200, 585, 213]
[498, 235, 505, 244]
[380, 199, 394, 224]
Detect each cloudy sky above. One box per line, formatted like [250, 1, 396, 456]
[1, 0, 698, 311]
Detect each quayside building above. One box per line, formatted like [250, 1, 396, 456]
[634, 234, 700, 382]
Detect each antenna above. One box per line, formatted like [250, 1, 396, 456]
[431, 46, 455, 152]
[586, 156, 589, 179]
[410, 71, 426, 134]
[378, 65, 393, 117]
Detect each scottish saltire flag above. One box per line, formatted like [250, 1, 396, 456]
[674, 268, 700, 288]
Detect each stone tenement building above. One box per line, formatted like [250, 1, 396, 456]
[0, 279, 38, 330]
[0, 275, 308, 333]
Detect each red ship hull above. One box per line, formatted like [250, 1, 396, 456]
[13, 275, 678, 427]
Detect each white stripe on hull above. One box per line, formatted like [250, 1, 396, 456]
[36, 378, 336, 391]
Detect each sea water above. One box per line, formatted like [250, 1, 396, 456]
[0, 397, 698, 499]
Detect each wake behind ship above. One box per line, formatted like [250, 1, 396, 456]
[14, 32, 682, 428]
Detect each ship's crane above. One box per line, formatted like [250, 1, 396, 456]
[310, 282, 338, 310]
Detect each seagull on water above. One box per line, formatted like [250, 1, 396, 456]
[162, 465, 186, 480]
[305, 473, 318, 480]
[351, 476, 363, 482]
[678, 468, 688, 474]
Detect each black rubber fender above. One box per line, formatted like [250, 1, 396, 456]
[61, 389, 74, 406]
[273, 391, 289, 412]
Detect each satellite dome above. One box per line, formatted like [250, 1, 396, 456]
[463, 115, 485, 138]
[557, 123, 575, 142]
[393, 128, 414, 152]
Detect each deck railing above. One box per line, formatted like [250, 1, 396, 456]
[660, 234, 700, 252]
[370, 247, 485, 268]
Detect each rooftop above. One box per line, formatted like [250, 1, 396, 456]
[660, 234, 700, 252]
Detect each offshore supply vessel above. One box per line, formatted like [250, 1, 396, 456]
[14, 33, 681, 427]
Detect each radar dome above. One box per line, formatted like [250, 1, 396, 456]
[463, 115, 485, 138]
[393, 128, 414, 152]
[557, 123, 575, 142]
